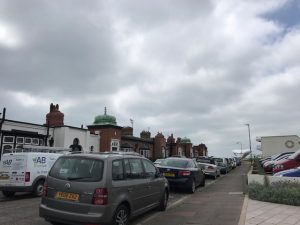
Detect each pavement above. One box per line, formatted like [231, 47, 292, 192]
[135, 163, 250, 225]
[244, 197, 300, 225]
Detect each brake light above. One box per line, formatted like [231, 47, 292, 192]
[208, 166, 214, 169]
[43, 181, 48, 197]
[25, 172, 30, 182]
[178, 171, 191, 176]
[92, 188, 108, 205]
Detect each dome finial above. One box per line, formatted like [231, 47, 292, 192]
[104, 106, 107, 115]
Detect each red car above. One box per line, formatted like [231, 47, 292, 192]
[263, 154, 292, 173]
[273, 150, 300, 174]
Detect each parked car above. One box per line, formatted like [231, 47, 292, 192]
[262, 152, 295, 168]
[226, 158, 233, 171]
[273, 166, 300, 177]
[259, 156, 272, 167]
[196, 157, 220, 179]
[263, 153, 292, 173]
[157, 157, 205, 193]
[231, 158, 237, 169]
[234, 157, 241, 166]
[39, 152, 169, 225]
[154, 158, 165, 166]
[273, 149, 300, 174]
[213, 158, 230, 174]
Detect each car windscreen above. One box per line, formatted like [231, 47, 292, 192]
[49, 157, 104, 182]
[214, 158, 223, 162]
[288, 150, 300, 160]
[197, 158, 211, 164]
[160, 159, 189, 168]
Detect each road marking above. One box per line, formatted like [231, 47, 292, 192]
[228, 192, 244, 195]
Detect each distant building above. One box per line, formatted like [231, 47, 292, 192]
[88, 109, 208, 160]
[256, 135, 300, 157]
[0, 104, 208, 160]
[0, 103, 99, 159]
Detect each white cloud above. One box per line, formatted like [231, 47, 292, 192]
[1, 0, 300, 157]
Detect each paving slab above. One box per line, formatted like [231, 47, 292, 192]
[245, 198, 300, 225]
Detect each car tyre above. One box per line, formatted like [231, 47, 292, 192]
[188, 179, 196, 193]
[158, 190, 168, 211]
[113, 204, 129, 225]
[200, 176, 205, 187]
[33, 180, 44, 197]
[2, 190, 15, 198]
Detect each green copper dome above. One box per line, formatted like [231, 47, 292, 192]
[93, 107, 117, 125]
[181, 137, 191, 143]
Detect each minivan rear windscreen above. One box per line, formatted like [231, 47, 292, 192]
[49, 157, 104, 182]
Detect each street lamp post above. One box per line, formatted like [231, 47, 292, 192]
[236, 141, 242, 154]
[245, 123, 252, 164]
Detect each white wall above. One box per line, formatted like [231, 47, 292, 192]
[53, 127, 100, 152]
[261, 135, 300, 157]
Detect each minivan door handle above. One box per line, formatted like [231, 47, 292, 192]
[127, 188, 133, 192]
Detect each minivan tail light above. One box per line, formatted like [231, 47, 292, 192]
[43, 181, 48, 197]
[92, 188, 108, 205]
[178, 171, 191, 176]
[208, 166, 214, 170]
[25, 172, 30, 182]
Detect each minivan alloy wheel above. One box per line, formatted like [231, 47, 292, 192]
[114, 205, 129, 225]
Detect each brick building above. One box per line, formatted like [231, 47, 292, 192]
[87, 108, 208, 160]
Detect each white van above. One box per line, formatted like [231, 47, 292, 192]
[0, 146, 70, 197]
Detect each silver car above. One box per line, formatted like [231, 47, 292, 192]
[39, 152, 169, 225]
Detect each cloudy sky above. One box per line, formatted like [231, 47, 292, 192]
[1, 0, 300, 157]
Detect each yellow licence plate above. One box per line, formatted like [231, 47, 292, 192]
[55, 192, 80, 201]
[163, 172, 175, 177]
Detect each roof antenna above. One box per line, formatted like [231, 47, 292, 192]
[130, 118, 133, 128]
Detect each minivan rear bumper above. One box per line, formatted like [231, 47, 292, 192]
[39, 202, 114, 225]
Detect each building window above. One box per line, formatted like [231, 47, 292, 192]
[25, 138, 32, 144]
[3, 136, 14, 143]
[16, 137, 24, 144]
[111, 139, 120, 151]
[140, 149, 150, 158]
[121, 148, 133, 152]
[39, 139, 44, 146]
[32, 138, 39, 145]
[2, 144, 13, 154]
[194, 150, 198, 157]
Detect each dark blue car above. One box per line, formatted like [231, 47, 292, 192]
[273, 166, 300, 177]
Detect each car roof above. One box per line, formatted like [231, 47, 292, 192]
[60, 152, 146, 160]
[166, 157, 192, 161]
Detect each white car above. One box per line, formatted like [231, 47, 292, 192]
[196, 157, 220, 179]
[0, 146, 69, 197]
[154, 158, 165, 166]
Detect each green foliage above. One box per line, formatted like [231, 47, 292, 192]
[248, 181, 300, 206]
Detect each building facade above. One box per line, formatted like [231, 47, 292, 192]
[0, 104, 208, 161]
[87, 109, 208, 160]
[256, 135, 300, 157]
[0, 104, 99, 159]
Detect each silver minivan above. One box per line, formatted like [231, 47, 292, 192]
[39, 152, 169, 225]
